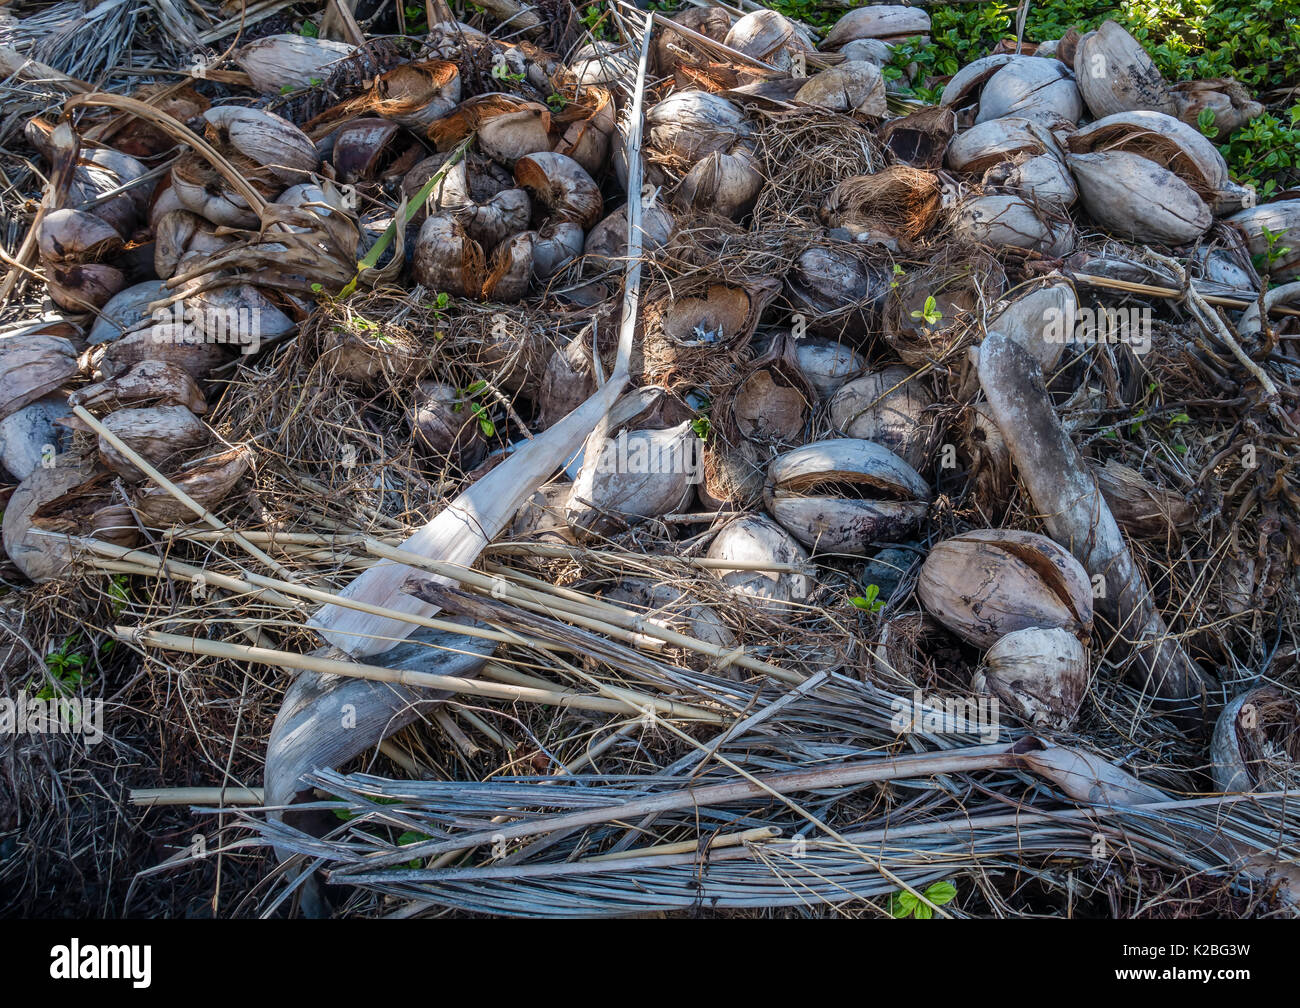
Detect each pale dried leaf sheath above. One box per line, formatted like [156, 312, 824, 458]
[976, 330, 1216, 716]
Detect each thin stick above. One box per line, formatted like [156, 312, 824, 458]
[131, 787, 264, 806]
[612, 1, 778, 73]
[116, 627, 725, 722]
[580, 825, 780, 862]
[484, 541, 814, 572]
[1073, 271, 1300, 319]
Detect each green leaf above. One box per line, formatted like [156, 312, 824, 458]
[1197, 107, 1219, 138]
[889, 890, 919, 917]
[300, 20, 319, 37]
[924, 880, 957, 906]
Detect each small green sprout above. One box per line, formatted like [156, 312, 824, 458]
[849, 584, 884, 613]
[910, 294, 943, 326]
[890, 880, 957, 919]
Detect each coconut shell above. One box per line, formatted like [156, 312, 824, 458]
[946, 116, 1048, 175]
[917, 529, 1094, 648]
[95, 322, 234, 380]
[700, 434, 766, 511]
[88, 280, 168, 345]
[646, 90, 749, 162]
[603, 578, 736, 653]
[29, 469, 140, 550]
[785, 243, 889, 329]
[982, 151, 1077, 210]
[514, 151, 602, 229]
[170, 150, 263, 228]
[410, 381, 489, 469]
[705, 513, 812, 613]
[795, 62, 887, 116]
[823, 5, 930, 48]
[0, 395, 71, 481]
[963, 400, 1012, 513]
[508, 480, 574, 542]
[430, 94, 551, 167]
[154, 209, 229, 280]
[2, 453, 98, 581]
[975, 57, 1081, 126]
[1210, 687, 1300, 793]
[654, 7, 732, 75]
[1172, 78, 1263, 137]
[793, 337, 866, 399]
[1073, 20, 1179, 119]
[764, 438, 930, 554]
[70, 360, 208, 414]
[1092, 460, 1193, 540]
[332, 118, 401, 184]
[321, 60, 462, 132]
[1067, 110, 1234, 212]
[584, 201, 675, 269]
[1228, 201, 1300, 282]
[723, 10, 813, 73]
[38, 207, 122, 263]
[95, 405, 210, 481]
[1069, 150, 1211, 243]
[727, 333, 814, 444]
[950, 193, 1076, 257]
[552, 86, 614, 177]
[482, 231, 535, 303]
[828, 366, 933, 471]
[133, 444, 253, 526]
[235, 33, 356, 95]
[566, 421, 700, 535]
[940, 53, 1022, 110]
[987, 277, 1077, 373]
[204, 106, 319, 184]
[532, 219, 586, 280]
[673, 144, 764, 219]
[0, 333, 78, 422]
[412, 213, 486, 299]
[975, 626, 1089, 729]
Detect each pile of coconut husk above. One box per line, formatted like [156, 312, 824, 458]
[2, 0, 1300, 919]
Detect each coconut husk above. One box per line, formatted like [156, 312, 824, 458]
[820, 166, 942, 246]
[639, 274, 780, 391]
[877, 105, 957, 169]
[1092, 459, 1194, 541]
[305, 60, 462, 139]
[133, 444, 253, 526]
[883, 247, 1006, 367]
[30, 469, 140, 549]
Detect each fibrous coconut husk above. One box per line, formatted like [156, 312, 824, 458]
[820, 166, 942, 246]
[639, 275, 780, 391]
